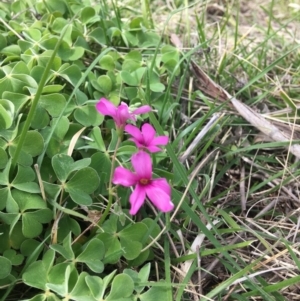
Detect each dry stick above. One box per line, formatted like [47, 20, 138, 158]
[34, 164, 46, 201]
[190, 60, 300, 158]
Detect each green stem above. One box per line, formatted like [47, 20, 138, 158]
[11, 24, 71, 175]
[96, 136, 122, 228]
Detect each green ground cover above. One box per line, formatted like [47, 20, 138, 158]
[0, 0, 300, 300]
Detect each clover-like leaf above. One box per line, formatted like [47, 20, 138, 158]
[50, 233, 75, 260]
[99, 55, 115, 71]
[97, 75, 112, 95]
[68, 272, 95, 301]
[47, 263, 72, 297]
[12, 190, 47, 212]
[87, 127, 106, 152]
[120, 239, 142, 260]
[74, 104, 104, 127]
[139, 284, 169, 301]
[106, 274, 134, 300]
[89, 27, 106, 46]
[58, 64, 82, 87]
[76, 238, 105, 273]
[0, 99, 14, 130]
[0, 148, 8, 169]
[0, 256, 12, 279]
[80, 7, 97, 24]
[12, 165, 40, 193]
[2, 92, 30, 113]
[120, 70, 139, 86]
[39, 93, 66, 117]
[52, 154, 74, 182]
[22, 209, 52, 238]
[14, 131, 44, 157]
[23, 261, 48, 290]
[68, 188, 93, 206]
[118, 223, 148, 260]
[31, 106, 50, 129]
[85, 270, 116, 300]
[52, 154, 91, 182]
[65, 167, 99, 194]
[99, 234, 123, 265]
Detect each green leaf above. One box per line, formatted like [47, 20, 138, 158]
[85, 275, 105, 300]
[76, 238, 105, 273]
[39, 93, 66, 117]
[3, 249, 24, 266]
[87, 127, 106, 152]
[15, 131, 44, 157]
[74, 104, 104, 126]
[0, 99, 14, 129]
[120, 70, 139, 86]
[23, 261, 48, 290]
[65, 167, 99, 194]
[12, 165, 35, 184]
[149, 82, 165, 92]
[120, 238, 142, 260]
[90, 152, 111, 187]
[68, 188, 92, 206]
[12, 190, 46, 211]
[2, 92, 29, 113]
[52, 116, 69, 140]
[22, 209, 52, 238]
[119, 223, 148, 241]
[0, 256, 11, 279]
[89, 27, 106, 45]
[42, 85, 65, 94]
[0, 148, 8, 169]
[20, 239, 41, 257]
[99, 55, 115, 71]
[80, 7, 96, 24]
[52, 154, 74, 182]
[69, 272, 95, 301]
[51, 233, 74, 260]
[52, 154, 92, 182]
[47, 263, 72, 297]
[46, 0, 67, 14]
[97, 75, 112, 94]
[31, 106, 50, 129]
[57, 215, 81, 242]
[106, 274, 134, 300]
[52, 18, 68, 34]
[59, 64, 82, 86]
[139, 285, 169, 301]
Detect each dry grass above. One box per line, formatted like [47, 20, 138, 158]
[119, 0, 300, 299]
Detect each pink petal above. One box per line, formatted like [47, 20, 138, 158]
[151, 178, 171, 195]
[129, 184, 146, 215]
[112, 167, 137, 187]
[132, 105, 151, 115]
[115, 104, 132, 127]
[145, 179, 174, 212]
[131, 151, 152, 180]
[146, 145, 162, 153]
[96, 98, 117, 117]
[141, 123, 155, 145]
[125, 124, 143, 143]
[152, 135, 169, 145]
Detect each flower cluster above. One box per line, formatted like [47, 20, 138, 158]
[96, 98, 174, 215]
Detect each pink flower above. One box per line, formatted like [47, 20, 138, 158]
[96, 98, 151, 129]
[125, 123, 169, 153]
[112, 151, 174, 215]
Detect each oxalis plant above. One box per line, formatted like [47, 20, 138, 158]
[0, 0, 183, 300]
